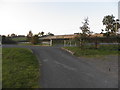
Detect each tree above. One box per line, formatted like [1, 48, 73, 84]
[47, 32, 54, 36]
[102, 15, 119, 36]
[27, 30, 33, 41]
[77, 17, 92, 48]
[27, 30, 33, 37]
[11, 33, 17, 37]
[26, 31, 40, 44]
[41, 31, 44, 36]
[101, 29, 104, 34]
[31, 35, 39, 45]
[80, 17, 91, 36]
[2, 35, 17, 44]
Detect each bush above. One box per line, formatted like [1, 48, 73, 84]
[2, 36, 17, 44]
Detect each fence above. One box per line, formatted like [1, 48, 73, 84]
[40, 36, 120, 47]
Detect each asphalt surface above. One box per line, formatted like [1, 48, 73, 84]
[3, 45, 118, 88]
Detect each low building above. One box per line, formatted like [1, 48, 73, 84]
[91, 33, 104, 37]
[39, 34, 78, 40]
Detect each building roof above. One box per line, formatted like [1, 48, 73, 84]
[39, 33, 104, 40]
[39, 34, 77, 40]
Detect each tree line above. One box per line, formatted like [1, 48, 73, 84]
[1, 31, 54, 44]
[75, 14, 120, 49]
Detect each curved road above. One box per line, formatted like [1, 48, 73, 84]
[3, 45, 118, 88]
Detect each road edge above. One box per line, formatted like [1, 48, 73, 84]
[61, 47, 75, 55]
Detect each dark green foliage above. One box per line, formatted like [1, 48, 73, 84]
[2, 36, 17, 44]
[102, 15, 120, 36]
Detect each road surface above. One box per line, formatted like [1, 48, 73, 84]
[3, 45, 118, 88]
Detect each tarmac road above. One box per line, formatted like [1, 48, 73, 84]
[3, 45, 118, 88]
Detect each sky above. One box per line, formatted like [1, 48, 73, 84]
[0, 0, 119, 35]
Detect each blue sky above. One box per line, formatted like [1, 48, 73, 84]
[0, 0, 119, 35]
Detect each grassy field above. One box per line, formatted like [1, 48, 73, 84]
[12, 37, 27, 42]
[2, 48, 40, 88]
[64, 45, 119, 58]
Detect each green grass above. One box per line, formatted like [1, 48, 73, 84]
[64, 45, 119, 58]
[2, 48, 40, 88]
[12, 37, 27, 42]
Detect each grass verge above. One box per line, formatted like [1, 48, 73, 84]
[64, 45, 119, 58]
[2, 48, 40, 88]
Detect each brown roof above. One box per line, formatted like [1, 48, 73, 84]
[39, 34, 77, 40]
[39, 33, 103, 40]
